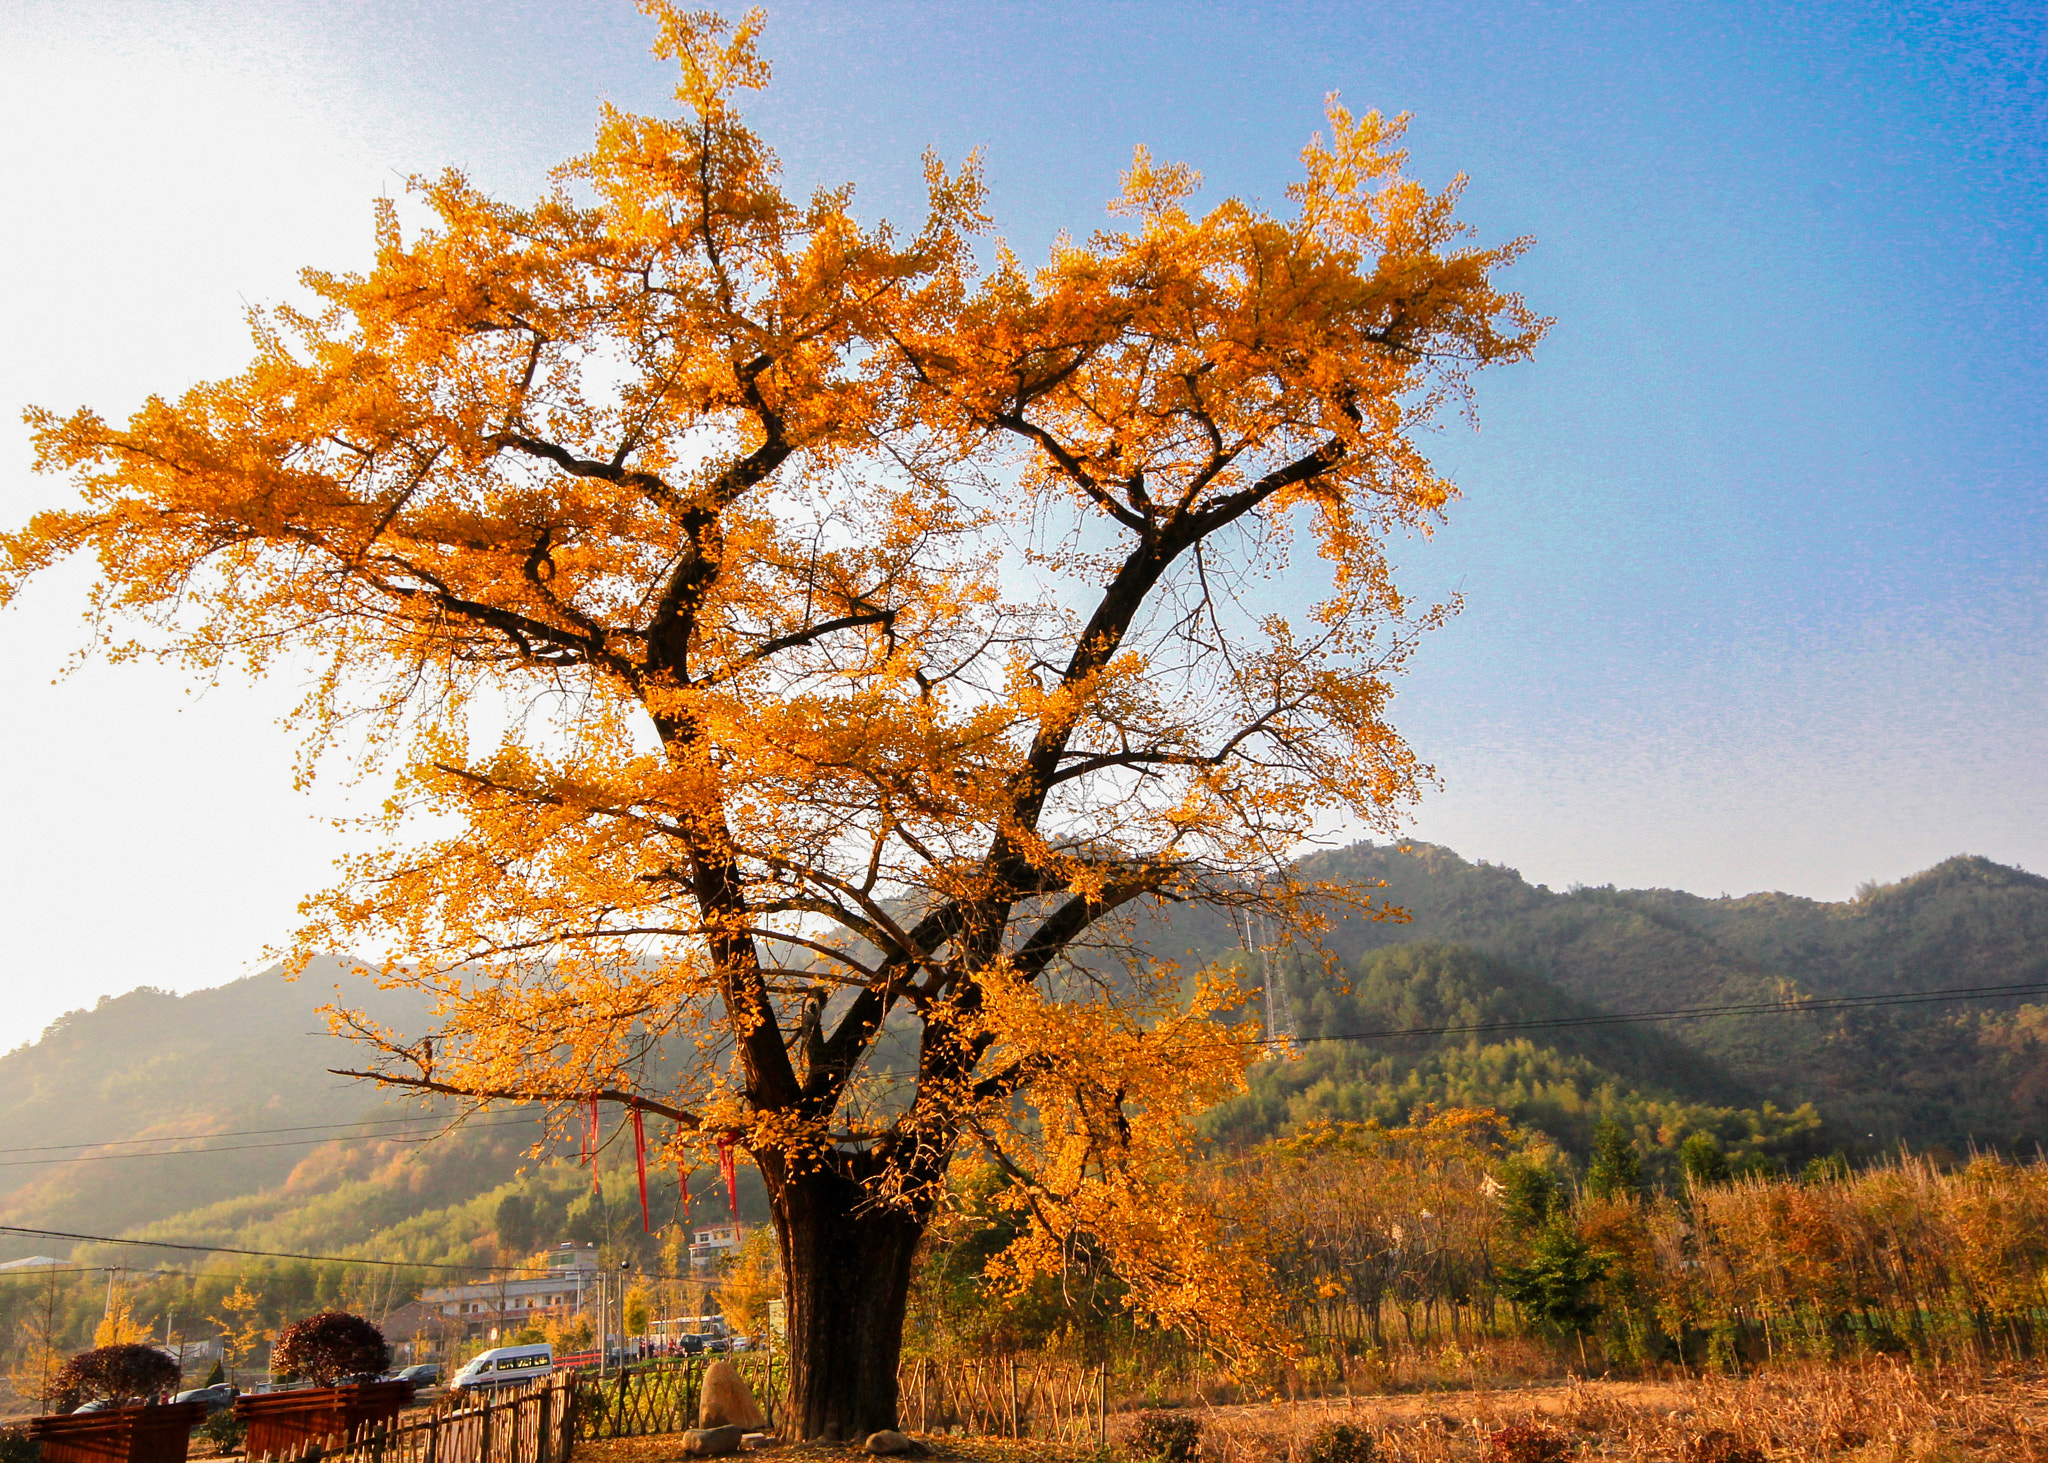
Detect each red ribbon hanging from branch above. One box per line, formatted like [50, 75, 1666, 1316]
[630, 1107, 651, 1234]
[585, 1098, 603, 1198]
[677, 1119, 691, 1227]
[716, 1132, 739, 1222]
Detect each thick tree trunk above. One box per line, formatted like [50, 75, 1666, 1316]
[770, 1163, 928, 1442]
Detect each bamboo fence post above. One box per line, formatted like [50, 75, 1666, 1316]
[1007, 1356, 1019, 1439]
[535, 1387, 552, 1463]
[918, 1358, 927, 1435]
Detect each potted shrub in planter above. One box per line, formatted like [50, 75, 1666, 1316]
[235, 1315, 413, 1460]
[30, 1346, 206, 1463]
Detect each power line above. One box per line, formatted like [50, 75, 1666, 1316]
[8, 980, 2037, 1176]
[0, 1225, 708, 1284]
[0, 1115, 545, 1169]
[0, 1264, 188, 1280]
[1260, 977, 2048, 1049]
[0, 1109, 541, 1157]
[0, 1225, 509, 1273]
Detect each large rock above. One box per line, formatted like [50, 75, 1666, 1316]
[864, 1430, 914, 1455]
[698, 1360, 768, 1431]
[680, 1425, 744, 1456]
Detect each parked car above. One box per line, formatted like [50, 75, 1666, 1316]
[170, 1384, 238, 1415]
[673, 1334, 706, 1356]
[387, 1363, 441, 1388]
[70, 1400, 114, 1414]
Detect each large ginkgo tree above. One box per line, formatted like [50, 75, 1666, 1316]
[4, 4, 1542, 1439]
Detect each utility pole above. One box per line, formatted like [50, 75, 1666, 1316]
[618, 1260, 632, 1361]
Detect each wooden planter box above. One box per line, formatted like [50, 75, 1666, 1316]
[29, 1400, 209, 1463]
[234, 1381, 416, 1460]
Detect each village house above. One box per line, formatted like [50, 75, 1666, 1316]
[416, 1243, 600, 1342]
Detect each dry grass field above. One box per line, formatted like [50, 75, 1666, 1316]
[575, 1361, 2048, 1461]
[1178, 1361, 2048, 1460]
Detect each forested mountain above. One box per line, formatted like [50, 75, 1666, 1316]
[0, 962, 757, 1269]
[1200, 940, 1827, 1180]
[1172, 843, 2048, 1158]
[0, 962, 428, 1256]
[3, 844, 2042, 1269]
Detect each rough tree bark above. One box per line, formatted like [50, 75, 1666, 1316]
[765, 1160, 932, 1441]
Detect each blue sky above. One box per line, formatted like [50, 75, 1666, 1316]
[1, 1, 2042, 1043]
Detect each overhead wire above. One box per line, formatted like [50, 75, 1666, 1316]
[0, 1115, 548, 1169]
[0, 1109, 543, 1156]
[1232, 976, 2048, 1049]
[807, 974, 2048, 1062]
[6, 979, 2041, 1162]
[0, 1224, 704, 1284]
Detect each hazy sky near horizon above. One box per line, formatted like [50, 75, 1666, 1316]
[1, 0, 2043, 1050]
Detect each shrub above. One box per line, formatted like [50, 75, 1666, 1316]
[53, 1344, 180, 1407]
[195, 1412, 246, 1456]
[1485, 1421, 1571, 1463]
[1683, 1432, 1763, 1463]
[0, 1430, 37, 1463]
[270, 1312, 389, 1386]
[1305, 1421, 1375, 1463]
[1125, 1410, 1202, 1462]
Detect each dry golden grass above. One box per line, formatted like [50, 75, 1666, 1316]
[573, 1361, 2048, 1460]
[577, 1435, 1096, 1461]
[1129, 1360, 2048, 1461]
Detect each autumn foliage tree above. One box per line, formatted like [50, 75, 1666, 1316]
[53, 1344, 179, 1409]
[270, 1312, 389, 1386]
[3, 3, 1542, 1440]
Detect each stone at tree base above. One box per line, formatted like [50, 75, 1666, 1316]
[697, 1361, 769, 1430]
[864, 1430, 913, 1455]
[681, 1424, 745, 1456]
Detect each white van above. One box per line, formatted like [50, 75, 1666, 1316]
[449, 1344, 554, 1392]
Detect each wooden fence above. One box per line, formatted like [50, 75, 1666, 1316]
[296, 1378, 573, 1463]
[898, 1355, 1108, 1444]
[302, 1353, 1100, 1461]
[567, 1355, 782, 1441]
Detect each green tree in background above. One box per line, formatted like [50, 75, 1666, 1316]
[1498, 1224, 1607, 1336]
[495, 1194, 537, 1258]
[1680, 1131, 1731, 1186]
[1499, 1159, 1558, 1233]
[1585, 1119, 1643, 1202]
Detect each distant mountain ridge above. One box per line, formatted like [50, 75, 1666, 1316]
[1, 845, 2041, 1266]
[0, 961, 431, 1259]
[1198, 844, 2048, 1155]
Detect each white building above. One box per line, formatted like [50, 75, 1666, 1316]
[419, 1243, 599, 1341]
[687, 1224, 742, 1272]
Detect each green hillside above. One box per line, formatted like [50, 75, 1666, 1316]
[1201, 941, 1827, 1179]
[0, 962, 436, 1259]
[1165, 843, 2048, 1156]
[0, 961, 767, 1273]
